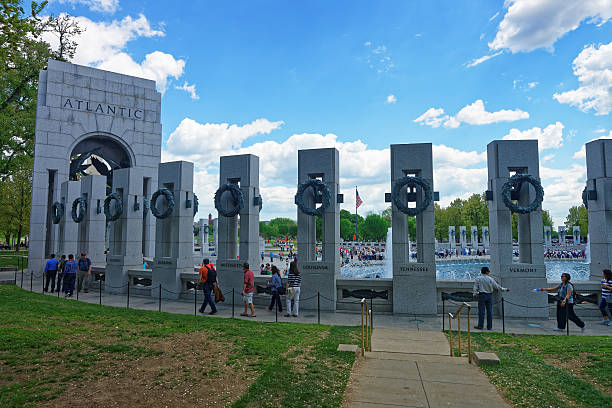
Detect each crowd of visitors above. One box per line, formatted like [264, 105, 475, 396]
[544, 249, 586, 259]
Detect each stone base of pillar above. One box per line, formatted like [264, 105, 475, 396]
[300, 261, 337, 312]
[492, 263, 548, 319]
[392, 262, 436, 315]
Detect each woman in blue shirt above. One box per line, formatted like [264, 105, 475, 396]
[540, 273, 585, 332]
[267, 266, 282, 312]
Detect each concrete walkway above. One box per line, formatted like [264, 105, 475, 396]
[345, 328, 509, 408]
[4, 271, 612, 336]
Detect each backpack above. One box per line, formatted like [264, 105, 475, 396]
[206, 265, 217, 287]
[199, 266, 208, 283]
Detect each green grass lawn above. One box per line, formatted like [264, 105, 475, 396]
[447, 330, 612, 408]
[0, 251, 28, 269]
[0, 285, 359, 407]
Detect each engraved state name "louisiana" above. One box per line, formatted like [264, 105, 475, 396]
[302, 264, 329, 270]
[62, 98, 144, 120]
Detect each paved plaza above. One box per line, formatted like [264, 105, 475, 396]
[6, 271, 611, 336]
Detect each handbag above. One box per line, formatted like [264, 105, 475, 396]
[214, 286, 225, 303]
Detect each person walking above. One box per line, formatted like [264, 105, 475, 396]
[62, 254, 78, 297]
[269, 251, 274, 263]
[198, 258, 217, 315]
[77, 252, 91, 293]
[540, 272, 585, 332]
[44, 254, 59, 293]
[267, 265, 282, 312]
[599, 269, 612, 326]
[56, 255, 66, 293]
[285, 261, 301, 317]
[241, 262, 256, 317]
[473, 266, 509, 330]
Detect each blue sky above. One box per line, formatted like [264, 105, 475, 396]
[44, 0, 612, 225]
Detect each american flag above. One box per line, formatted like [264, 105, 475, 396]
[356, 188, 363, 209]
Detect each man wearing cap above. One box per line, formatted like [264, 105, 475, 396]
[77, 252, 92, 293]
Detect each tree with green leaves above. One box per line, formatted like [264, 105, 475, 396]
[0, 157, 31, 249]
[0, 0, 82, 176]
[565, 205, 588, 236]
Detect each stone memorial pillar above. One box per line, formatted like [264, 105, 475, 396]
[470, 226, 478, 249]
[389, 143, 436, 315]
[151, 161, 195, 299]
[216, 155, 261, 294]
[105, 168, 145, 294]
[482, 226, 490, 248]
[487, 140, 547, 318]
[544, 226, 552, 247]
[585, 139, 612, 281]
[197, 218, 208, 248]
[558, 226, 566, 245]
[573, 226, 580, 245]
[57, 180, 81, 256]
[212, 218, 218, 251]
[459, 226, 467, 250]
[448, 226, 455, 250]
[296, 148, 340, 311]
[77, 175, 106, 265]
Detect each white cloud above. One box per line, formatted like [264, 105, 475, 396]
[595, 128, 608, 134]
[489, 11, 500, 22]
[364, 43, 394, 73]
[413, 108, 447, 128]
[42, 13, 186, 94]
[386, 94, 397, 104]
[553, 41, 612, 115]
[414, 100, 529, 128]
[502, 122, 565, 151]
[528, 81, 539, 89]
[465, 51, 502, 67]
[52, 0, 119, 13]
[540, 163, 588, 225]
[572, 130, 612, 159]
[489, 0, 612, 53]
[175, 81, 200, 100]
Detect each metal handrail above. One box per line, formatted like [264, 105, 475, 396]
[360, 298, 373, 356]
[447, 302, 472, 364]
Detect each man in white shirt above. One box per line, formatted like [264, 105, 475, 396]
[473, 266, 510, 330]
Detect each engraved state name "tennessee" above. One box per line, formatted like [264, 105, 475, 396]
[62, 98, 144, 120]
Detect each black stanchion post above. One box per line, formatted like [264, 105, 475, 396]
[501, 298, 505, 334]
[442, 298, 445, 331]
[41, 270, 44, 292]
[14, 269, 17, 285]
[317, 292, 320, 325]
[158, 284, 162, 312]
[127, 281, 130, 309]
[20, 270, 24, 288]
[566, 305, 569, 336]
[275, 296, 278, 323]
[99, 278, 102, 305]
[76, 281, 79, 300]
[194, 285, 197, 316]
[232, 288, 235, 318]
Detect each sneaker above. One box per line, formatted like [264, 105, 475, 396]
[600, 319, 609, 325]
[553, 328, 564, 331]
[581, 326, 585, 333]
[208, 311, 217, 315]
[473, 326, 483, 330]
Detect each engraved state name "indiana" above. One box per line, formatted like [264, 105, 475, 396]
[62, 98, 144, 120]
